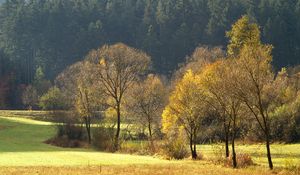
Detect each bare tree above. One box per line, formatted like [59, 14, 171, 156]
[126, 74, 167, 148]
[75, 62, 104, 144]
[56, 61, 104, 144]
[86, 43, 151, 150]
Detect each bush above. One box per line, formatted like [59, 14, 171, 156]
[120, 141, 149, 155]
[45, 136, 81, 148]
[161, 137, 188, 160]
[119, 140, 160, 155]
[92, 126, 115, 151]
[45, 123, 85, 148]
[225, 153, 254, 168]
[211, 144, 226, 163]
[56, 123, 85, 140]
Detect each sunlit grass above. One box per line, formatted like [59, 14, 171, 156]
[200, 144, 300, 168]
[0, 111, 299, 174]
[0, 164, 298, 175]
[0, 117, 170, 166]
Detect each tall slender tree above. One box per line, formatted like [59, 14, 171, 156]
[87, 43, 151, 150]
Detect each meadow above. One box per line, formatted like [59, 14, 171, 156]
[0, 110, 299, 175]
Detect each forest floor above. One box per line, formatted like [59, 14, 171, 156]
[0, 110, 299, 175]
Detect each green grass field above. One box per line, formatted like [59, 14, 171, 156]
[0, 111, 299, 175]
[0, 116, 170, 166]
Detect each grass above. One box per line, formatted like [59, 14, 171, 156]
[0, 110, 299, 174]
[200, 144, 300, 168]
[0, 117, 170, 166]
[0, 164, 298, 175]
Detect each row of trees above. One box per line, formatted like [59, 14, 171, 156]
[21, 16, 300, 170]
[2, 0, 300, 108]
[54, 43, 166, 149]
[163, 16, 300, 169]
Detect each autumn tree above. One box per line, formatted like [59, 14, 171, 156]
[175, 46, 224, 79]
[56, 62, 83, 106]
[232, 44, 275, 169]
[56, 61, 104, 144]
[226, 15, 261, 56]
[39, 86, 66, 110]
[75, 62, 104, 144]
[201, 59, 244, 167]
[86, 43, 151, 150]
[227, 15, 275, 169]
[162, 70, 207, 159]
[126, 74, 167, 148]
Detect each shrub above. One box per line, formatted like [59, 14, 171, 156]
[225, 153, 254, 168]
[120, 141, 148, 155]
[46, 123, 85, 148]
[45, 136, 81, 148]
[92, 126, 115, 151]
[119, 140, 160, 155]
[211, 144, 226, 163]
[161, 137, 188, 160]
[56, 123, 85, 140]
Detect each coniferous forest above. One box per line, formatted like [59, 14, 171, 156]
[1, 0, 300, 108]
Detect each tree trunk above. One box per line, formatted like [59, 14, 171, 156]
[148, 120, 154, 149]
[231, 112, 237, 168]
[224, 118, 230, 158]
[190, 134, 197, 159]
[265, 131, 273, 170]
[114, 103, 121, 151]
[231, 135, 237, 168]
[85, 116, 91, 144]
[225, 133, 230, 158]
[193, 143, 197, 159]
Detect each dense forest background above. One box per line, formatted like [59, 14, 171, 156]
[1, 0, 300, 108]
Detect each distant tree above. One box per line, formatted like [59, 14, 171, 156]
[0, 75, 10, 109]
[55, 62, 83, 107]
[176, 46, 224, 78]
[162, 70, 207, 159]
[39, 86, 66, 110]
[126, 74, 167, 148]
[22, 85, 38, 110]
[226, 15, 261, 56]
[86, 43, 151, 150]
[33, 66, 51, 96]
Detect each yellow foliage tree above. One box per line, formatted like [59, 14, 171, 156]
[232, 44, 275, 169]
[162, 70, 207, 159]
[226, 15, 261, 56]
[201, 59, 244, 168]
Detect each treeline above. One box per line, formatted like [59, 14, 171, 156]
[1, 0, 300, 108]
[25, 16, 300, 170]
